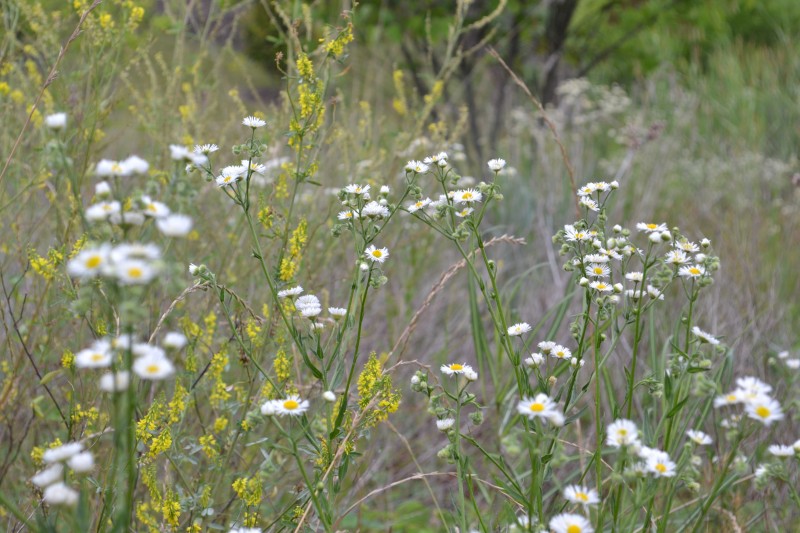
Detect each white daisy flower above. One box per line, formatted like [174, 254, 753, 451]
[551, 345, 572, 360]
[42, 482, 79, 507]
[686, 429, 713, 446]
[646, 285, 664, 300]
[454, 189, 482, 204]
[584, 253, 609, 263]
[278, 286, 303, 298]
[260, 400, 278, 416]
[300, 306, 321, 317]
[364, 245, 389, 263]
[563, 485, 600, 506]
[241, 159, 266, 175]
[606, 419, 639, 448]
[115, 259, 157, 285]
[407, 198, 431, 213]
[122, 155, 150, 174]
[344, 184, 370, 195]
[586, 263, 610, 278]
[216, 165, 246, 187]
[133, 354, 175, 380]
[405, 160, 429, 173]
[517, 394, 561, 424]
[295, 294, 320, 310]
[31, 463, 64, 488]
[691, 326, 720, 345]
[75, 341, 113, 368]
[194, 144, 219, 154]
[45, 112, 67, 130]
[768, 444, 795, 457]
[242, 116, 266, 128]
[507, 323, 531, 337]
[665, 249, 690, 265]
[43, 442, 84, 464]
[745, 397, 784, 426]
[524, 353, 545, 366]
[94, 181, 111, 197]
[455, 207, 474, 217]
[338, 210, 358, 221]
[625, 271, 644, 282]
[67, 246, 111, 280]
[109, 210, 145, 226]
[85, 201, 121, 221]
[163, 332, 187, 350]
[487, 158, 506, 171]
[436, 418, 455, 431]
[110, 243, 161, 262]
[645, 451, 676, 477]
[589, 281, 612, 292]
[362, 201, 390, 218]
[564, 225, 590, 242]
[274, 395, 309, 416]
[579, 197, 599, 212]
[636, 222, 667, 233]
[99, 371, 130, 392]
[678, 265, 705, 278]
[714, 391, 743, 408]
[96, 159, 128, 177]
[549, 513, 593, 533]
[676, 240, 699, 252]
[441, 363, 473, 376]
[67, 451, 95, 473]
[538, 341, 556, 354]
[328, 307, 347, 318]
[140, 196, 170, 218]
[736, 377, 772, 397]
[156, 214, 193, 237]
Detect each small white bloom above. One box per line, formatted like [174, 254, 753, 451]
[75, 341, 113, 368]
[453, 189, 482, 204]
[606, 419, 639, 448]
[686, 429, 713, 446]
[99, 371, 130, 392]
[242, 116, 266, 128]
[549, 513, 593, 533]
[646, 451, 677, 477]
[362, 201, 390, 218]
[85, 201, 121, 222]
[464, 368, 478, 381]
[768, 444, 795, 457]
[507, 323, 531, 337]
[94, 181, 112, 197]
[274, 395, 309, 416]
[487, 158, 506, 171]
[216, 165, 246, 187]
[563, 484, 600, 506]
[407, 198, 431, 213]
[194, 144, 219, 154]
[67, 451, 95, 473]
[42, 482, 79, 507]
[589, 281, 612, 292]
[45, 112, 67, 130]
[133, 354, 175, 380]
[365, 245, 389, 263]
[637, 222, 667, 233]
[157, 214, 193, 237]
[115, 259, 157, 285]
[517, 394, 562, 425]
[691, 326, 720, 345]
[678, 265, 705, 278]
[322, 391, 336, 402]
[441, 363, 474, 376]
[745, 396, 784, 426]
[31, 463, 64, 488]
[43, 442, 84, 464]
[67, 246, 111, 280]
[329, 307, 347, 318]
[786, 359, 800, 369]
[278, 286, 303, 298]
[524, 353, 545, 366]
[436, 418, 455, 431]
[163, 332, 187, 350]
[344, 184, 370, 195]
[123, 155, 150, 174]
[140, 196, 170, 218]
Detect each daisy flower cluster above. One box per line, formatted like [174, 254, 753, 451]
[606, 419, 677, 477]
[67, 242, 162, 284]
[30, 441, 94, 507]
[525, 340, 585, 369]
[714, 376, 785, 426]
[73, 332, 185, 383]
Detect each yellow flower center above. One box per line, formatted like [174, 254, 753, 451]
[593, 267, 603, 274]
[689, 267, 701, 275]
[576, 492, 589, 502]
[283, 399, 299, 410]
[86, 256, 102, 269]
[567, 525, 581, 533]
[111, 163, 122, 173]
[755, 406, 771, 418]
[372, 250, 383, 258]
[128, 267, 143, 279]
[726, 394, 737, 402]
[596, 283, 607, 290]
[575, 232, 585, 239]
[646, 223, 657, 229]
[146, 204, 157, 212]
[655, 463, 667, 473]
[462, 192, 473, 200]
[90, 353, 105, 362]
[450, 364, 463, 371]
[146, 364, 160, 374]
[556, 351, 565, 358]
[618, 429, 627, 436]
[529, 402, 545, 412]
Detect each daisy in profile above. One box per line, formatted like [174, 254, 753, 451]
[216, 165, 246, 187]
[768, 444, 795, 457]
[664, 249, 689, 265]
[564, 485, 600, 506]
[564, 225, 590, 242]
[686, 429, 712, 446]
[364, 245, 389, 263]
[691, 326, 720, 345]
[549, 512, 593, 533]
[344, 184, 370, 195]
[338, 210, 358, 221]
[194, 144, 219, 154]
[507, 323, 531, 337]
[487, 158, 506, 171]
[274, 395, 309, 416]
[328, 307, 347, 319]
[441, 363, 473, 376]
[242, 115, 266, 128]
[455, 207, 474, 218]
[405, 160, 429, 173]
[278, 286, 303, 298]
[407, 198, 431, 213]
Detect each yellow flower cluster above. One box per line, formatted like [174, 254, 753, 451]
[324, 23, 354, 57]
[274, 347, 291, 383]
[28, 247, 63, 281]
[392, 70, 408, 116]
[357, 353, 401, 428]
[61, 350, 75, 369]
[232, 476, 262, 507]
[280, 218, 307, 281]
[209, 351, 230, 406]
[168, 383, 188, 424]
[147, 428, 172, 459]
[199, 434, 217, 459]
[70, 403, 99, 429]
[162, 491, 181, 527]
